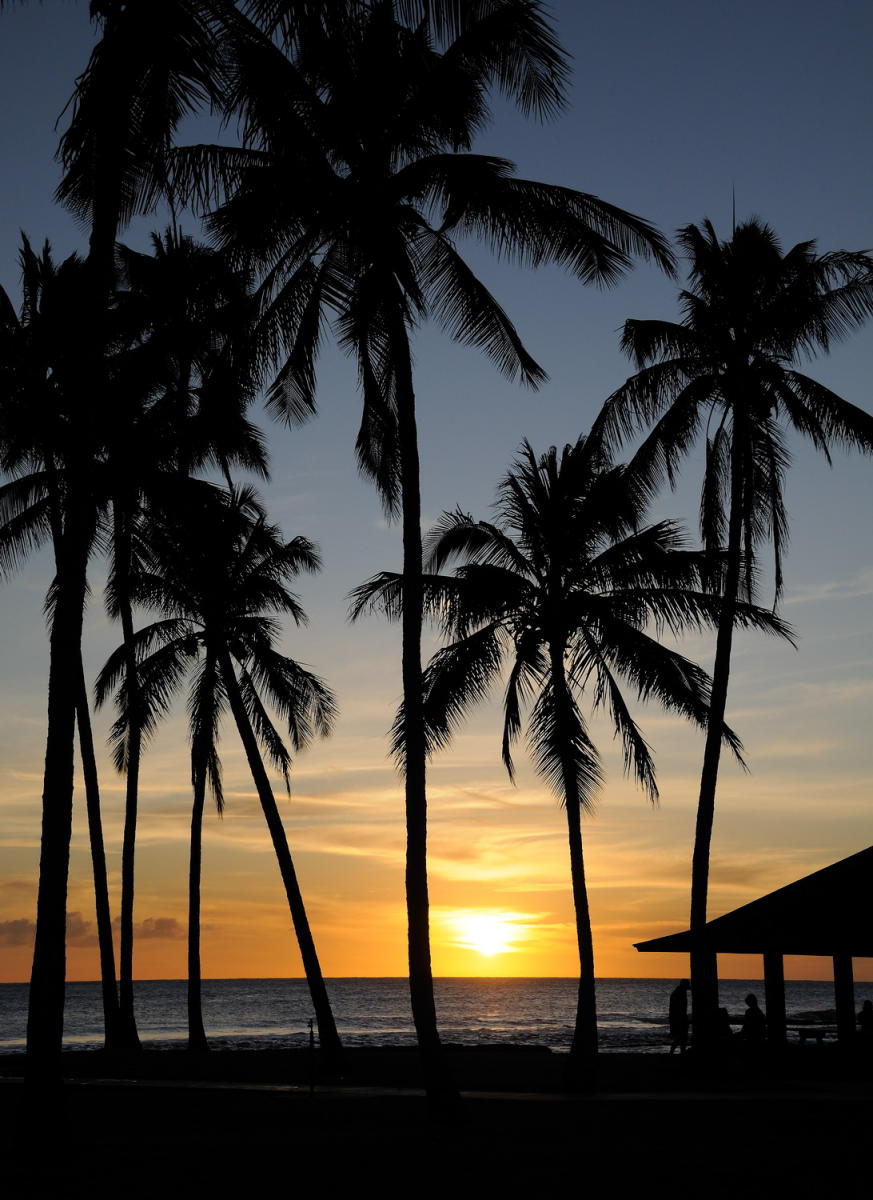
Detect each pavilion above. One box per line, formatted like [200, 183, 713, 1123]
[634, 846, 873, 1042]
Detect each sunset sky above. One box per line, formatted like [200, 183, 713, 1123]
[0, 0, 871, 987]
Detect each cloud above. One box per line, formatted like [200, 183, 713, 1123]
[0, 910, 97, 947]
[129, 916, 185, 941]
[0, 918, 33, 947]
[66, 912, 98, 947]
[785, 568, 873, 606]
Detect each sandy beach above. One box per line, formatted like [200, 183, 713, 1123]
[1, 1047, 869, 1197]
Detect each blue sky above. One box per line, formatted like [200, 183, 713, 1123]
[0, 1, 871, 984]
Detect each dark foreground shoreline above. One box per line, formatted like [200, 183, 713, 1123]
[2, 1046, 870, 1197]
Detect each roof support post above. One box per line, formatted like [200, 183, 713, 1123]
[763, 951, 786, 1043]
[833, 954, 855, 1043]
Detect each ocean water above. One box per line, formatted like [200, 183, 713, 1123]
[0, 977, 847, 1054]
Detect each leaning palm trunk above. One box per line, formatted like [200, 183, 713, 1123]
[392, 321, 455, 1106]
[75, 657, 121, 1050]
[220, 652, 342, 1064]
[114, 511, 142, 1050]
[689, 431, 745, 1045]
[186, 769, 209, 1052]
[26, 502, 92, 1073]
[551, 645, 598, 1083]
[45, 484, 120, 1050]
[565, 796, 597, 1070]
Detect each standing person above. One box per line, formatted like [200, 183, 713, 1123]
[669, 980, 691, 1054]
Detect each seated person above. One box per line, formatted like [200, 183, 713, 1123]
[739, 993, 766, 1042]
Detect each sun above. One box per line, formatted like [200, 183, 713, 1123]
[453, 913, 519, 957]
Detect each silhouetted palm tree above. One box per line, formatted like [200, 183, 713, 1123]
[0, 238, 122, 1050]
[96, 486, 341, 1059]
[0, 228, 266, 1058]
[172, 1, 673, 1094]
[0, 0, 243, 1065]
[353, 435, 788, 1080]
[0, 237, 124, 1066]
[105, 229, 266, 1047]
[591, 218, 873, 1040]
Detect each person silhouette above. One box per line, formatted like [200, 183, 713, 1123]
[739, 993, 766, 1042]
[669, 979, 691, 1054]
[857, 999, 873, 1036]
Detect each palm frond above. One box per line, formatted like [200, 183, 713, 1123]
[391, 622, 506, 764]
[528, 679, 603, 811]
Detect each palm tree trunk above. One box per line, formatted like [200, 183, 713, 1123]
[75, 654, 121, 1050]
[690, 427, 745, 1045]
[219, 652, 343, 1066]
[549, 644, 597, 1084]
[390, 315, 457, 1110]
[26, 503, 91, 1077]
[114, 510, 142, 1051]
[187, 767, 209, 1052]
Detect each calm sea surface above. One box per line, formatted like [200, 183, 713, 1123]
[0, 978, 848, 1054]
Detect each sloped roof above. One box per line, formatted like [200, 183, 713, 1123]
[635, 846, 873, 956]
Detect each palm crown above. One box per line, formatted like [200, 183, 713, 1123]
[357, 436, 785, 803]
[96, 485, 334, 784]
[592, 218, 873, 598]
[172, 2, 673, 506]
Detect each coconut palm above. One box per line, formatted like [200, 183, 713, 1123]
[353, 435, 789, 1079]
[96, 486, 341, 1059]
[58, 1, 255, 1051]
[105, 229, 266, 1048]
[0, 0, 244, 1065]
[0, 229, 266, 1057]
[170, 1, 673, 1093]
[0, 239, 122, 1048]
[590, 218, 873, 1040]
[0, 238, 117, 1066]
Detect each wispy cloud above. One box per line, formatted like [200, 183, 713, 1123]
[785, 568, 873, 606]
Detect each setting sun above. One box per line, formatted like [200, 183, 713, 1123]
[451, 913, 523, 957]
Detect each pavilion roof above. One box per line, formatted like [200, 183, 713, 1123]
[635, 846, 873, 957]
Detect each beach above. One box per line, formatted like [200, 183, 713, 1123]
[1, 1046, 870, 1197]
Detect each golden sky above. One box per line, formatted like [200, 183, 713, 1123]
[2, 594, 871, 985]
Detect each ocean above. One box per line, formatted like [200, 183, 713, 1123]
[0, 977, 847, 1054]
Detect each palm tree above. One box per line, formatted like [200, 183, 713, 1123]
[0, 239, 122, 1048]
[105, 229, 267, 1048]
[353, 436, 788, 1081]
[0, 228, 266, 1058]
[0, 0, 244, 1066]
[56, 1, 251, 1051]
[590, 218, 873, 1040]
[0, 238, 112, 1068]
[171, 1, 673, 1094]
[96, 486, 341, 1060]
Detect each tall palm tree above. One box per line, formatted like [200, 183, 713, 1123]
[0, 0, 244, 1066]
[96, 486, 341, 1060]
[0, 228, 266, 1058]
[172, 1, 673, 1094]
[590, 218, 873, 1040]
[0, 239, 122, 1047]
[0, 238, 112, 1068]
[56, 0, 250, 1051]
[105, 229, 266, 1047]
[353, 436, 788, 1080]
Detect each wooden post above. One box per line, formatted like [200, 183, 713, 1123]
[763, 950, 786, 1043]
[833, 954, 855, 1043]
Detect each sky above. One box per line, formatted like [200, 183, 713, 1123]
[0, 0, 871, 989]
